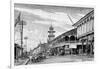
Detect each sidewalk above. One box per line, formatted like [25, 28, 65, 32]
[14, 58, 29, 66]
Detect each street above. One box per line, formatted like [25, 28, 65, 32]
[27, 55, 94, 65]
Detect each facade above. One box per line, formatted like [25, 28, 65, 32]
[51, 28, 77, 45]
[48, 10, 94, 56]
[73, 10, 94, 55]
[48, 28, 78, 56]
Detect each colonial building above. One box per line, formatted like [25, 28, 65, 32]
[47, 10, 94, 56]
[73, 10, 94, 55]
[48, 28, 79, 56]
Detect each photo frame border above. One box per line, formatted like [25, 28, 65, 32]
[10, 0, 95, 69]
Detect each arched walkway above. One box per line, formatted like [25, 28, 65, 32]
[64, 36, 69, 41]
[70, 35, 75, 41]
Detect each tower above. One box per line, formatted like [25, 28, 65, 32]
[48, 24, 55, 42]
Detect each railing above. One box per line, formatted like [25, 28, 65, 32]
[51, 41, 82, 48]
[53, 41, 78, 45]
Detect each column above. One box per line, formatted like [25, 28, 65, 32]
[69, 35, 71, 55]
[90, 35, 94, 55]
[81, 39, 84, 55]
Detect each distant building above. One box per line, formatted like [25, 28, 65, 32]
[30, 42, 48, 57]
[48, 25, 55, 43]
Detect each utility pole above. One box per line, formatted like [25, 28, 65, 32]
[15, 12, 27, 57]
[20, 20, 26, 55]
[17, 13, 26, 56]
[21, 20, 23, 55]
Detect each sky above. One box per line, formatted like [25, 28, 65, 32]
[14, 3, 93, 51]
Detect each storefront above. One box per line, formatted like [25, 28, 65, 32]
[73, 10, 94, 56]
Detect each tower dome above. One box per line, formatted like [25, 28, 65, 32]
[49, 25, 54, 30]
[48, 24, 55, 42]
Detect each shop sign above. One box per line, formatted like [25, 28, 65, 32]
[69, 44, 77, 48]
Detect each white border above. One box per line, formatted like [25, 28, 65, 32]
[11, 0, 95, 69]
[10, 0, 14, 68]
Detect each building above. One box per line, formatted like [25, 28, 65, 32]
[48, 28, 78, 56]
[50, 28, 77, 45]
[30, 42, 48, 57]
[73, 10, 94, 55]
[48, 25, 55, 43]
[14, 43, 23, 59]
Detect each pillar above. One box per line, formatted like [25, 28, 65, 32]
[81, 39, 84, 55]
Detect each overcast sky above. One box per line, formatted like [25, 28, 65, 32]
[14, 3, 93, 51]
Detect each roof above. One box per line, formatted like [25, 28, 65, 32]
[50, 28, 77, 43]
[72, 10, 94, 27]
[49, 25, 54, 30]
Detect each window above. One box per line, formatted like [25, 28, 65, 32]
[86, 21, 89, 33]
[87, 18, 89, 22]
[92, 19, 94, 31]
[81, 24, 84, 35]
[77, 27, 80, 37]
[90, 20, 93, 31]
